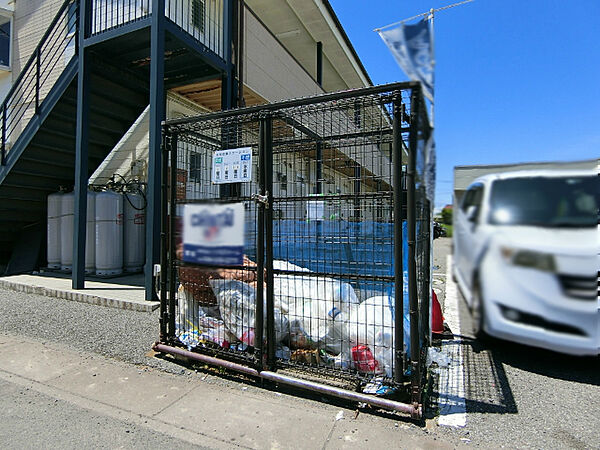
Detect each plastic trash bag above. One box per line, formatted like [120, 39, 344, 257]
[210, 279, 289, 346]
[176, 284, 233, 349]
[272, 261, 359, 353]
[346, 296, 411, 378]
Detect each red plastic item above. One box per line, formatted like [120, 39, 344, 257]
[431, 290, 445, 334]
[351, 345, 380, 373]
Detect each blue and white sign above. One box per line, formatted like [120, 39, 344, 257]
[212, 147, 253, 184]
[182, 203, 245, 266]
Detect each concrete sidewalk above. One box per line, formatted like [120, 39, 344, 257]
[0, 332, 455, 449]
[0, 272, 158, 312]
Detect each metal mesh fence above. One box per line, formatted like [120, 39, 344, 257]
[160, 82, 432, 401]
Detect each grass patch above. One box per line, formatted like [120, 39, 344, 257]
[441, 224, 453, 237]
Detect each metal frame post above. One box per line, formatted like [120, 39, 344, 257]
[145, 0, 166, 300]
[255, 116, 266, 367]
[72, 0, 92, 290]
[168, 131, 177, 338]
[236, 0, 245, 107]
[316, 41, 323, 87]
[392, 95, 404, 383]
[159, 129, 170, 340]
[35, 48, 41, 114]
[315, 142, 322, 194]
[315, 42, 323, 197]
[264, 114, 275, 368]
[219, 0, 239, 198]
[407, 87, 422, 410]
[421, 198, 432, 346]
[1, 103, 6, 165]
[353, 164, 361, 221]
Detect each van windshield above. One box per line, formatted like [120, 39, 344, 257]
[488, 176, 598, 227]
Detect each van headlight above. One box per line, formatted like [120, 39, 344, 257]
[500, 247, 556, 272]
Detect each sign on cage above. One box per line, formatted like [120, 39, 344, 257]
[182, 202, 245, 266]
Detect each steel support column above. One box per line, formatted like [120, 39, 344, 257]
[72, 0, 92, 290]
[264, 115, 275, 368]
[407, 87, 422, 409]
[392, 96, 404, 383]
[219, 0, 239, 198]
[316, 41, 323, 87]
[145, 0, 166, 301]
[315, 41, 323, 196]
[353, 164, 361, 221]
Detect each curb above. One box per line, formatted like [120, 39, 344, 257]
[0, 280, 160, 313]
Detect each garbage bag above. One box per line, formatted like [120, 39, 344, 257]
[272, 261, 359, 353]
[176, 284, 233, 349]
[346, 296, 411, 378]
[210, 279, 289, 346]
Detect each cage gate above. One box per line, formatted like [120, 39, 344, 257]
[155, 82, 433, 419]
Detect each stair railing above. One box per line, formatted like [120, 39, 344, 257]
[89, 0, 225, 58]
[1, 0, 79, 165]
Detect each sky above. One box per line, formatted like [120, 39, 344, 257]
[329, 0, 600, 210]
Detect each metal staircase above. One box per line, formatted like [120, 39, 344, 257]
[0, 0, 232, 277]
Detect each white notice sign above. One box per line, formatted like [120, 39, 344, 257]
[306, 200, 325, 221]
[212, 147, 252, 184]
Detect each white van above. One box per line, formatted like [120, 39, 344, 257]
[453, 170, 598, 356]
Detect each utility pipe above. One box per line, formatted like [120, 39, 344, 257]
[153, 343, 421, 418]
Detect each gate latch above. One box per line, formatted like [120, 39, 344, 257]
[252, 192, 270, 209]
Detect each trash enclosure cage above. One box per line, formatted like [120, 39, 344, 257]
[155, 82, 433, 418]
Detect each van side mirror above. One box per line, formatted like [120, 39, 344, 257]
[466, 205, 478, 223]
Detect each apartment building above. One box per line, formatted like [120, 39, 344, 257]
[0, 0, 388, 300]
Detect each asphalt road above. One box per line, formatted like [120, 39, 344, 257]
[432, 237, 600, 449]
[0, 240, 598, 449]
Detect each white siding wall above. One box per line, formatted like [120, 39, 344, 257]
[244, 8, 323, 103]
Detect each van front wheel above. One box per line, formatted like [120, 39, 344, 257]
[471, 283, 487, 339]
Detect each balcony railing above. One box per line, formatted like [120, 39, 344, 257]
[1, 0, 77, 164]
[0, 0, 228, 165]
[90, 0, 225, 58]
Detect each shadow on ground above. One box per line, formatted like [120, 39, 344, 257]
[474, 336, 599, 386]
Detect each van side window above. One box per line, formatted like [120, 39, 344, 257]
[461, 184, 484, 221]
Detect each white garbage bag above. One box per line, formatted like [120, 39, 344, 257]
[346, 296, 411, 378]
[272, 260, 359, 353]
[210, 279, 289, 346]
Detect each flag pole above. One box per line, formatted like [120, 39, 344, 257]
[373, 0, 474, 32]
[429, 8, 435, 127]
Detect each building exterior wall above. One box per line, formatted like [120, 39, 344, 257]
[6, 0, 71, 143]
[8, 1, 382, 220]
[244, 6, 323, 103]
[12, 0, 63, 76]
[453, 159, 599, 208]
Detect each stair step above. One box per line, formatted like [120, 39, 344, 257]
[27, 141, 107, 160]
[90, 75, 148, 107]
[50, 111, 129, 138]
[7, 165, 75, 180]
[0, 188, 48, 203]
[0, 210, 45, 222]
[35, 128, 114, 149]
[61, 95, 143, 124]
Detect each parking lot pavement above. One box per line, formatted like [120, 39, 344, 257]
[0, 287, 460, 449]
[1, 239, 597, 449]
[432, 239, 600, 449]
